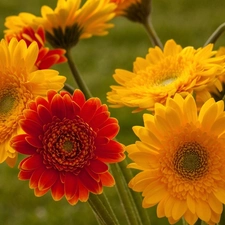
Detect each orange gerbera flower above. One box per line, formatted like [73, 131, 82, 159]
[34, 0, 116, 49]
[11, 90, 124, 205]
[4, 13, 67, 69]
[107, 39, 225, 112]
[127, 94, 225, 224]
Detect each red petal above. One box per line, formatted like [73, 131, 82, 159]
[37, 105, 52, 124]
[78, 180, 89, 202]
[35, 96, 50, 109]
[64, 172, 79, 200]
[10, 134, 36, 155]
[72, 89, 86, 108]
[50, 94, 66, 119]
[19, 154, 42, 170]
[18, 170, 33, 180]
[20, 119, 43, 137]
[80, 98, 99, 123]
[95, 141, 125, 163]
[51, 177, 65, 201]
[38, 54, 60, 69]
[100, 172, 115, 187]
[85, 167, 100, 182]
[67, 192, 79, 205]
[78, 169, 102, 194]
[62, 94, 80, 119]
[38, 169, 58, 191]
[97, 123, 119, 139]
[23, 109, 42, 124]
[25, 135, 42, 148]
[29, 166, 46, 189]
[34, 187, 49, 197]
[89, 111, 110, 130]
[47, 90, 58, 103]
[89, 159, 108, 174]
[100, 117, 118, 129]
[36, 26, 45, 43]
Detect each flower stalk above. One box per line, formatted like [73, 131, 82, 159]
[65, 48, 92, 99]
[143, 16, 163, 49]
[88, 193, 119, 225]
[204, 22, 225, 46]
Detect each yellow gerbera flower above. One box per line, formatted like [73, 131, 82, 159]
[35, 0, 116, 49]
[111, 0, 151, 23]
[0, 38, 66, 167]
[107, 39, 225, 112]
[209, 47, 225, 101]
[127, 94, 225, 224]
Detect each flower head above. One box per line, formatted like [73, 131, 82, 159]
[209, 47, 225, 101]
[127, 94, 225, 224]
[11, 90, 124, 204]
[4, 13, 67, 69]
[35, 0, 116, 49]
[111, 0, 151, 23]
[107, 39, 225, 112]
[0, 38, 66, 167]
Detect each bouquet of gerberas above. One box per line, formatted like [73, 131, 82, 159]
[1, 0, 225, 225]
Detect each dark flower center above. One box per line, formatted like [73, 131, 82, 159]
[173, 141, 208, 180]
[41, 116, 96, 174]
[0, 87, 19, 119]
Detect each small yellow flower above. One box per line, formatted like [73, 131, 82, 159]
[107, 39, 225, 112]
[127, 94, 225, 224]
[0, 38, 66, 167]
[35, 0, 116, 49]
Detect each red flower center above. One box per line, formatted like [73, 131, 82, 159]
[40, 115, 96, 174]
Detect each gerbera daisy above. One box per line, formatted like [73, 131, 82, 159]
[4, 13, 67, 69]
[34, 0, 116, 49]
[10, 89, 124, 205]
[127, 93, 225, 224]
[209, 47, 225, 101]
[111, 0, 151, 23]
[0, 38, 66, 167]
[107, 39, 225, 112]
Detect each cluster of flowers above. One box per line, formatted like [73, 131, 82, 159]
[1, 0, 225, 225]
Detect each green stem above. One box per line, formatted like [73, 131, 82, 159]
[204, 22, 225, 46]
[218, 205, 225, 225]
[65, 48, 92, 99]
[182, 217, 189, 225]
[118, 158, 152, 225]
[63, 83, 75, 94]
[110, 163, 140, 225]
[143, 16, 163, 49]
[97, 192, 120, 225]
[88, 194, 118, 225]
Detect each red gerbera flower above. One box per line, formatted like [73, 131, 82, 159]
[11, 90, 125, 205]
[5, 24, 67, 69]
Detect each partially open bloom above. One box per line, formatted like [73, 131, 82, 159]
[11, 90, 124, 205]
[0, 38, 66, 167]
[209, 47, 225, 101]
[127, 94, 225, 224]
[111, 0, 151, 23]
[34, 0, 116, 49]
[107, 39, 225, 112]
[4, 13, 67, 69]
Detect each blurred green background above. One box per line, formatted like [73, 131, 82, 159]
[1, 0, 225, 225]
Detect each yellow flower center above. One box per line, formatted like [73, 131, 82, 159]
[0, 89, 17, 116]
[63, 140, 74, 152]
[173, 141, 208, 180]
